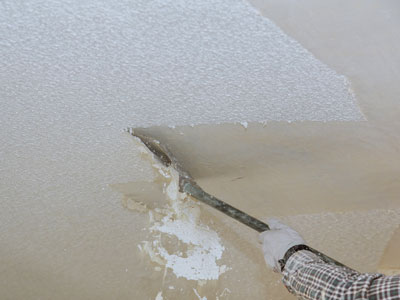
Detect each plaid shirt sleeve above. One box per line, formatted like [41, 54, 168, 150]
[282, 250, 400, 300]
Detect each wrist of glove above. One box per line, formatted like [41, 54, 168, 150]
[259, 218, 306, 273]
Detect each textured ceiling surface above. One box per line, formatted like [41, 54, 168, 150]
[0, 0, 363, 130]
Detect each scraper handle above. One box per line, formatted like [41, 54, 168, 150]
[182, 182, 350, 269]
[182, 182, 270, 232]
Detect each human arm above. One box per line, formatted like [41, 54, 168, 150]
[260, 219, 400, 300]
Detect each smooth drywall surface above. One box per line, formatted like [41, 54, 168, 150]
[379, 225, 400, 274]
[248, 0, 400, 126]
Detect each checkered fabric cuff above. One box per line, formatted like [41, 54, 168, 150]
[281, 250, 400, 300]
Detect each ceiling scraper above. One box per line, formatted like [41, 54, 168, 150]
[126, 128, 349, 269]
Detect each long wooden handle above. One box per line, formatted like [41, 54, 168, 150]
[182, 181, 350, 269]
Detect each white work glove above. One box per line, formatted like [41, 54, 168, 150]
[259, 218, 305, 272]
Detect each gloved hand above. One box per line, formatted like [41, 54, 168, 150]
[259, 218, 305, 272]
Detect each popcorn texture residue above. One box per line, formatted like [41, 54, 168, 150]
[133, 137, 229, 281]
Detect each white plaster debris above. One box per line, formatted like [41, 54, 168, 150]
[193, 288, 207, 300]
[239, 121, 249, 129]
[133, 137, 228, 281]
[218, 265, 231, 275]
[155, 291, 163, 300]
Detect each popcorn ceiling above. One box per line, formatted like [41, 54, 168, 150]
[0, 0, 363, 134]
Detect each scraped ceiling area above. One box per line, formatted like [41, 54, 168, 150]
[1, 0, 399, 299]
